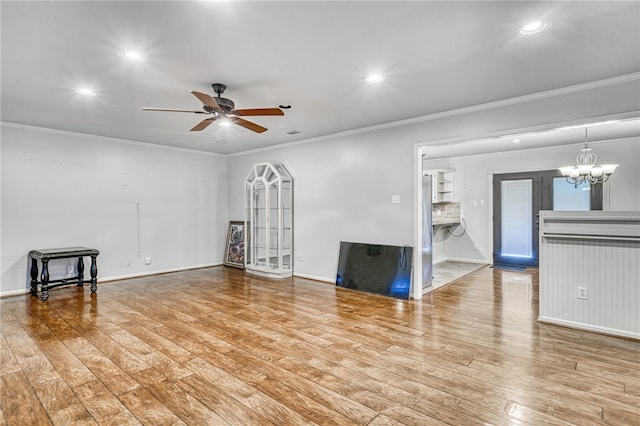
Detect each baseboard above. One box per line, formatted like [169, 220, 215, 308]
[100, 262, 223, 282]
[0, 288, 33, 298]
[538, 316, 640, 340]
[0, 262, 223, 298]
[434, 256, 489, 265]
[444, 256, 489, 264]
[293, 272, 335, 284]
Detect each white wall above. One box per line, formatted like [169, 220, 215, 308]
[228, 131, 415, 282]
[1, 124, 229, 296]
[425, 138, 640, 263]
[228, 78, 640, 283]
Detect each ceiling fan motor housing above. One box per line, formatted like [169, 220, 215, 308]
[208, 83, 235, 113]
[212, 97, 235, 113]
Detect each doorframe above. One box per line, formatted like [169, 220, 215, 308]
[411, 113, 629, 300]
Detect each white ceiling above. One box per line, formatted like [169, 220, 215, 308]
[2, 1, 639, 154]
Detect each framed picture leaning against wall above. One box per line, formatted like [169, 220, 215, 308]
[224, 221, 245, 269]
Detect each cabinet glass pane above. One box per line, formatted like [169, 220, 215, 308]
[256, 247, 267, 267]
[253, 180, 267, 267]
[245, 183, 252, 265]
[265, 168, 275, 183]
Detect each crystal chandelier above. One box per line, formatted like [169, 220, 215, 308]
[559, 128, 618, 188]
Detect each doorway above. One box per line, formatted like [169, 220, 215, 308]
[493, 170, 602, 267]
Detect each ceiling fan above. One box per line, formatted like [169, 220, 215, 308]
[142, 83, 284, 133]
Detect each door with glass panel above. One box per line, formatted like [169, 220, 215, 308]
[493, 170, 601, 267]
[493, 172, 543, 267]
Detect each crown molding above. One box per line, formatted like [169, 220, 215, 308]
[0, 121, 227, 158]
[231, 73, 640, 157]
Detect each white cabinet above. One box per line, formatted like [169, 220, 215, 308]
[425, 169, 455, 203]
[245, 162, 293, 278]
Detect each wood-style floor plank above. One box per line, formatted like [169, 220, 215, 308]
[185, 357, 316, 425]
[1, 265, 639, 425]
[31, 376, 97, 425]
[1, 371, 52, 425]
[74, 379, 141, 425]
[0, 335, 20, 377]
[117, 387, 187, 426]
[176, 373, 278, 426]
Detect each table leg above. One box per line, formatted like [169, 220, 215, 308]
[40, 260, 50, 301]
[90, 255, 98, 293]
[77, 257, 85, 287]
[30, 258, 39, 296]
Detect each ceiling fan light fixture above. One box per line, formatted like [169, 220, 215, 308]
[519, 20, 551, 36]
[75, 87, 96, 96]
[365, 73, 384, 83]
[218, 119, 233, 127]
[120, 50, 144, 61]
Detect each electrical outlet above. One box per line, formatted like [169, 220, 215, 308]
[120, 260, 127, 268]
[473, 243, 479, 250]
[145, 257, 152, 265]
[578, 287, 587, 300]
[67, 265, 74, 275]
[297, 254, 304, 262]
[126, 260, 132, 267]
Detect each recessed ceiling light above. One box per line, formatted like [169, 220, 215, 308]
[513, 138, 521, 143]
[121, 50, 144, 61]
[519, 20, 551, 36]
[75, 87, 96, 96]
[365, 74, 384, 83]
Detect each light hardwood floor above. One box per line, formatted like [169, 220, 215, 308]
[1, 266, 639, 425]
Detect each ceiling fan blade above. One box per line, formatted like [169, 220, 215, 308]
[231, 117, 268, 133]
[190, 117, 215, 131]
[191, 91, 220, 110]
[142, 107, 206, 114]
[232, 108, 284, 116]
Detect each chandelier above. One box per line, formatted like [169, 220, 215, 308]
[559, 128, 618, 187]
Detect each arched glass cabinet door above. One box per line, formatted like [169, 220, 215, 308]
[245, 162, 293, 278]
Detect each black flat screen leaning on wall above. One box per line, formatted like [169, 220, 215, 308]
[336, 241, 413, 300]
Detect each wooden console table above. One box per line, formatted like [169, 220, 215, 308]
[29, 247, 100, 301]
